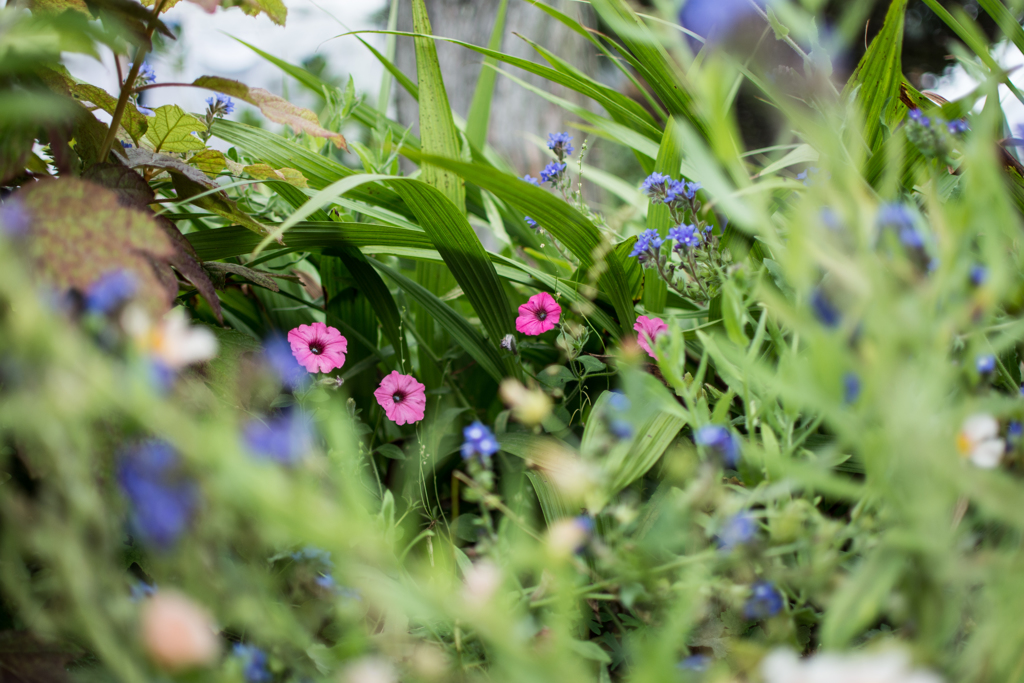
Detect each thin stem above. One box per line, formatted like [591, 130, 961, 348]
[132, 82, 202, 93]
[98, 0, 169, 159]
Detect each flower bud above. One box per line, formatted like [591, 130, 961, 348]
[141, 591, 219, 670]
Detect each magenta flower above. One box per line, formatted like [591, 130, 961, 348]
[516, 292, 561, 335]
[634, 315, 668, 358]
[287, 322, 347, 373]
[374, 371, 427, 425]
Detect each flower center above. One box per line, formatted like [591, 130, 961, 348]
[392, 393, 404, 403]
[536, 310, 547, 321]
[308, 341, 323, 355]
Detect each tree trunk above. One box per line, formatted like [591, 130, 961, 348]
[394, 0, 595, 176]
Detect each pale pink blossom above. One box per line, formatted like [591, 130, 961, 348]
[140, 591, 220, 670]
[516, 292, 561, 335]
[288, 322, 347, 373]
[634, 315, 668, 358]
[374, 371, 426, 425]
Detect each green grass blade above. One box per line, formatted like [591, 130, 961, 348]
[465, 0, 508, 150]
[354, 33, 419, 101]
[185, 223, 434, 261]
[335, 249, 408, 372]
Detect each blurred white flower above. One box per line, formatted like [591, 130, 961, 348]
[957, 414, 1004, 469]
[546, 517, 591, 558]
[140, 591, 220, 670]
[761, 649, 943, 683]
[341, 656, 397, 683]
[123, 306, 218, 369]
[462, 560, 503, 605]
[499, 379, 552, 425]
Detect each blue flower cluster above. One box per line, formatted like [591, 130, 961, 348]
[462, 422, 499, 460]
[117, 440, 197, 549]
[668, 224, 701, 250]
[908, 108, 930, 128]
[743, 580, 784, 619]
[234, 644, 273, 683]
[132, 62, 156, 85]
[206, 93, 235, 116]
[629, 228, 664, 258]
[694, 425, 739, 468]
[547, 132, 574, 159]
[85, 270, 137, 314]
[948, 119, 969, 135]
[641, 173, 699, 205]
[243, 409, 312, 465]
[540, 162, 567, 184]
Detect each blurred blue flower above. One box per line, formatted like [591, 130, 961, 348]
[132, 61, 156, 85]
[898, 225, 924, 249]
[630, 228, 664, 257]
[540, 162, 566, 184]
[524, 216, 538, 229]
[679, 0, 768, 41]
[292, 546, 334, 568]
[85, 270, 137, 314]
[843, 372, 861, 404]
[907, 108, 930, 128]
[694, 425, 739, 467]
[606, 391, 633, 439]
[976, 354, 996, 375]
[743, 580, 784, 619]
[137, 105, 155, 117]
[263, 334, 308, 390]
[717, 512, 756, 549]
[970, 265, 987, 287]
[810, 288, 840, 328]
[796, 167, 819, 186]
[206, 93, 235, 116]
[677, 654, 711, 671]
[948, 119, 969, 135]
[1008, 421, 1022, 444]
[547, 132, 574, 158]
[129, 581, 157, 601]
[877, 203, 914, 230]
[0, 199, 30, 237]
[669, 224, 701, 250]
[522, 174, 540, 186]
[462, 421, 499, 460]
[117, 440, 197, 549]
[233, 644, 272, 683]
[120, 140, 133, 149]
[243, 410, 313, 464]
[820, 207, 841, 231]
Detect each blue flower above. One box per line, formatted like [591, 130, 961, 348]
[0, 199, 30, 237]
[948, 119, 969, 135]
[129, 581, 157, 601]
[908, 108, 930, 127]
[976, 354, 996, 375]
[677, 654, 711, 671]
[120, 140, 133, 149]
[810, 288, 840, 328]
[898, 225, 924, 249]
[540, 162, 566, 184]
[1008, 421, 1023, 443]
[137, 105, 155, 117]
[684, 181, 701, 199]
[524, 216, 538, 229]
[668, 224, 701, 249]
[796, 167, 818, 186]
[292, 546, 334, 568]
[877, 203, 914, 230]
[85, 270, 137, 314]
[522, 174, 540, 186]
[117, 440, 198, 549]
[206, 93, 235, 116]
[233, 644, 272, 683]
[461, 421, 499, 460]
[133, 62, 156, 85]
[263, 334, 308, 390]
[606, 391, 633, 439]
[843, 372, 861, 404]
[970, 265, 987, 287]
[694, 425, 739, 468]
[820, 207, 841, 230]
[547, 132, 574, 158]
[640, 172, 672, 201]
[243, 410, 313, 464]
[744, 580, 784, 619]
[717, 512, 756, 549]
[630, 228, 664, 258]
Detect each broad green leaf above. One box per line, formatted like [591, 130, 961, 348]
[370, 259, 506, 383]
[145, 105, 206, 153]
[243, 163, 308, 188]
[185, 223, 434, 261]
[642, 116, 684, 313]
[842, 0, 908, 153]
[191, 149, 227, 176]
[16, 178, 176, 311]
[465, 0, 507, 149]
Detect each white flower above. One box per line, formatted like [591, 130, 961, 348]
[341, 657, 397, 683]
[957, 414, 1005, 469]
[761, 648, 943, 683]
[123, 306, 218, 369]
[462, 560, 503, 605]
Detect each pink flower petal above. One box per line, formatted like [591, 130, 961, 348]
[374, 371, 426, 425]
[633, 315, 668, 358]
[287, 322, 347, 373]
[516, 292, 561, 335]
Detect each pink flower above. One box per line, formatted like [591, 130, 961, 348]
[374, 371, 427, 425]
[634, 315, 668, 358]
[288, 322, 347, 373]
[516, 292, 561, 335]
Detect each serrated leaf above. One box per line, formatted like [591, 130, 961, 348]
[243, 163, 307, 188]
[145, 105, 206, 153]
[16, 178, 176, 312]
[191, 149, 227, 176]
